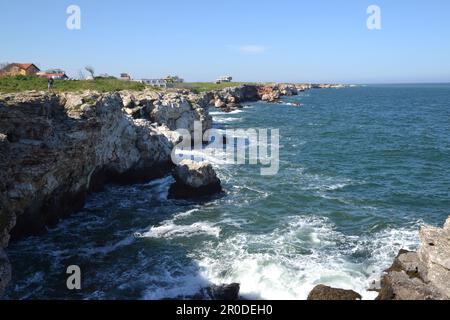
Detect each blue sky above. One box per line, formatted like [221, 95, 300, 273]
[1, 0, 449, 83]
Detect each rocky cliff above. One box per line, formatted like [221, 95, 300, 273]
[0, 88, 213, 295]
[377, 216, 450, 300]
[0, 83, 346, 297]
[211, 84, 300, 112]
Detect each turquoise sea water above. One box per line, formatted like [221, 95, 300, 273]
[6, 84, 450, 300]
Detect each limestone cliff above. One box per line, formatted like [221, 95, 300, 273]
[377, 217, 450, 300]
[0, 89, 212, 295]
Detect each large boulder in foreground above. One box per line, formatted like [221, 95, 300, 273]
[307, 285, 362, 300]
[377, 216, 450, 300]
[169, 160, 222, 199]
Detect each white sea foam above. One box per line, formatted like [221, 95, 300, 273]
[140, 222, 221, 239]
[214, 117, 243, 123]
[210, 109, 244, 115]
[137, 208, 220, 239]
[192, 215, 421, 300]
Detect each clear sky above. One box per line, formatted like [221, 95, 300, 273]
[1, 0, 449, 83]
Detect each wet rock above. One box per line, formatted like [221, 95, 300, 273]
[377, 217, 450, 300]
[307, 285, 362, 300]
[0, 89, 213, 296]
[0, 249, 11, 297]
[169, 160, 222, 199]
[192, 283, 240, 300]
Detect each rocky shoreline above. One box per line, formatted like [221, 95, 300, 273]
[210, 83, 345, 112]
[0, 88, 214, 295]
[3, 83, 447, 301]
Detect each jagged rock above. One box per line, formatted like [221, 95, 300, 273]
[214, 99, 226, 109]
[169, 160, 222, 199]
[0, 249, 11, 297]
[192, 283, 240, 300]
[377, 217, 450, 300]
[417, 217, 450, 298]
[307, 285, 362, 300]
[0, 89, 213, 296]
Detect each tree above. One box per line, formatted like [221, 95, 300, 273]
[85, 66, 95, 78]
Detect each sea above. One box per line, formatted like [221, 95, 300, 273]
[6, 84, 450, 300]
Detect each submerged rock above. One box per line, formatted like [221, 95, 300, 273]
[307, 285, 362, 300]
[377, 217, 450, 300]
[192, 283, 240, 300]
[169, 160, 222, 199]
[0, 249, 11, 296]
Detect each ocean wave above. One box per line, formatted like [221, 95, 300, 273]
[139, 222, 221, 239]
[214, 117, 243, 123]
[192, 215, 421, 300]
[137, 208, 220, 239]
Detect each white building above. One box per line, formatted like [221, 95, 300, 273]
[216, 76, 233, 84]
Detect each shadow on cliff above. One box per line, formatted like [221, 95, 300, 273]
[5, 176, 242, 300]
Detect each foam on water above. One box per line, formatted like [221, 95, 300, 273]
[214, 117, 243, 123]
[193, 215, 421, 300]
[137, 208, 221, 239]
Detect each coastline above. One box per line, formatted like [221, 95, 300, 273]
[1, 83, 448, 300]
[0, 83, 337, 296]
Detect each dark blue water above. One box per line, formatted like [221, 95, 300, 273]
[6, 84, 450, 299]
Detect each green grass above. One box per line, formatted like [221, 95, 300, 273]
[0, 75, 147, 93]
[176, 82, 255, 93]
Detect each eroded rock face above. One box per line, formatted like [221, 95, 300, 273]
[0, 249, 11, 297]
[377, 217, 450, 300]
[191, 283, 240, 300]
[307, 285, 362, 300]
[210, 84, 299, 112]
[169, 160, 222, 199]
[0, 89, 212, 295]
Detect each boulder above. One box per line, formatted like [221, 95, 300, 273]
[377, 217, 450, 300]
[192, 283, 240, 300]
[169, 160, 222, 199]
[307, 285, 362, 300]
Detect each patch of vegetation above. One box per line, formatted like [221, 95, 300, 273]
[176, 82, 256, 93]
[0, 75, 147, 93]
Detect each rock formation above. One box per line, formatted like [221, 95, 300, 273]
[0, 89, 212, 295]
[0, 248, 11, 297]
[169, 160, 222, 199]
[211, 84, 299, 112]
[190, 283, 240, 300]
[377, 217, 450, 300]
[307, 285, 362, 300]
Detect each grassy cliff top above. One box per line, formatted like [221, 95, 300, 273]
[177, 82, 255, 93]
[0, 75, 147, 93]
[0, 76, 258, 94]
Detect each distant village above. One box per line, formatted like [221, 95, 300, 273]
[0, 62, 234, 88]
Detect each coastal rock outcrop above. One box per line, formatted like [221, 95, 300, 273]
[307, 285, 362, 300]
[120, 90, 212, 134]
[169, 160, 222, 199]
[210, 84, 299, 111]
[191, 283, 240, 300]
[0, 249, 11, 297]
[0, 89, 212, 295]
[377, 217, 450, 300]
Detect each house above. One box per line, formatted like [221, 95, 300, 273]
[37, 69, 69, 80]
[141, 79, 168, 88]
[216, 76, 233, 84]
[0, 63, 40, 77]
[163, 75, 184, 84]
[120, 73, 131, 81]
